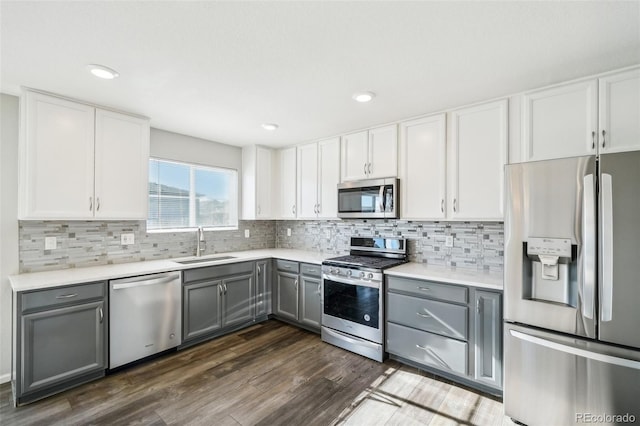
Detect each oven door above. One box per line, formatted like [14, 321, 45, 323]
[337, 178, 398, 219]
[322, 274, 383, 344]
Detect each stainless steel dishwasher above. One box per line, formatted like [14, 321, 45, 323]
[109, 271, 182, 369]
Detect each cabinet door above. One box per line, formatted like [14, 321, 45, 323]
[222, 273, 254, 328]
[297, 143, 318, 219]
[599, 68, 640, 154]
[94, 109, 149, 219]
[256, 146, 273, 218]
[341, 130, 369, 181]
[317, 137, 341, 218]
[183, 280, 222, 341]
[300, 275, 322, 329]
[368, 124, 398, 178]
[275, 271, 299, 321]
[21, 300, 106, 395]
[450, 100, 507, 220]
[21, 91, 95, 219]
[279, 147, 298, 219]
[255, 260, 270, 317]
[399, 114, 446, 219]
[522, 79, 598, 161]
[474, 291, 502, 389]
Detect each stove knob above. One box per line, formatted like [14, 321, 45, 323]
[331, 268, 337, 274]
[360, 271, 366, 278]
[368, 273, 374, 279]
[346, 270, 352, 277]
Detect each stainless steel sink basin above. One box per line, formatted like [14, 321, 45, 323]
[176, 255, 237, 265]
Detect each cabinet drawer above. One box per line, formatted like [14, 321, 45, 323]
[387, 322, 467, 375]
[21, 282, 106, 312]
[300, 263, 321, 277]
[387, 276, 468, 304]
[276, 259, 299, 274]
[183, 261, 254, 283]
[387, 292, 468, 340]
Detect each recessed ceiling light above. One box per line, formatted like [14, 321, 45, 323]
[352, 91, 376, 103]
[262, 123, 279, 131]
[87, 64, 119, 80]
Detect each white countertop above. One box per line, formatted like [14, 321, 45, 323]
[9, 248, 331, 292]
[385, 262, 503, 291]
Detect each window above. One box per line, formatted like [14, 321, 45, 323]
[148, 158, 238, 230]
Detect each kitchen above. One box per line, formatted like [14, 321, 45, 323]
[1, 1, 639, 425]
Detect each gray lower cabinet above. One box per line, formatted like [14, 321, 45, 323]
[386, 276, 503, 395]
[182, 261, 255, 346]
[274, 261, 322, 332]
[15, 281, 107, 405]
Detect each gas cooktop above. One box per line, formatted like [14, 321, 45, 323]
[322, 255, 407, 270]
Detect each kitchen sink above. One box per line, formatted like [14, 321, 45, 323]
[176, 255, 237, 265]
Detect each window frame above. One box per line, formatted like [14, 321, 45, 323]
[147, 157, 239, 233]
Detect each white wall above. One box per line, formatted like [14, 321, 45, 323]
[0, 93, 19, 383]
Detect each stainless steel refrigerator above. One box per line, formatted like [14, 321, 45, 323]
[504, 152, 640, 425]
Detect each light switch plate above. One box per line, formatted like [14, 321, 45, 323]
[244, 229, 250, 238]
[445, 236, 454, 247]
[287, 228, 291, 237]
[44, 236, 57, 250]
[121, 233, 135, 245]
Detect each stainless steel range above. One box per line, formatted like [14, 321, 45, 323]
[321, 237, 407, 362]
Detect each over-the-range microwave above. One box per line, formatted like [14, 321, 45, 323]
[337, 178, 399, 219]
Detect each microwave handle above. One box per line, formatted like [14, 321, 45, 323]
[378, 185, 384, 212]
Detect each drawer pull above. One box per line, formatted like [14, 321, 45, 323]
[416, 344, 451, 370]
[55, 293, 78, 299]
[416, 312, 432, 319]
[417, 286, 431, 292]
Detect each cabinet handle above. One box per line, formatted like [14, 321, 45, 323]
[294, 279, 298, 290]
[417, 286, 431, 292]
[363, 162, 367, 176]
[224, 284, 228, 294]
[592, 131, 596, 150]
[56, 293, 78, 299]
[99, 307, 103, 323]
[476, 298, 481, 313]
[416, 311, 432, 319]
[96, 197, 100, 211]
[602, 130, 606, 148]
[453, 198, 457, 213]
[292, 205, 296, 215]
[219, 285, 223, 296]
[89, 197, 93, 211]
[441, 199, 444, 213]
[317, 283, 321, 295]
[368, 163, 372, 175]
[257, 265, 261, 275]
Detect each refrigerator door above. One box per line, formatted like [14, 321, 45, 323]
[505, 156, 596, 338]
[504, 323, 640, 426]
[599, 151, 640, 349]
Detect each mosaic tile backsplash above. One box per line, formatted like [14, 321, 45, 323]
[19, 220, 276, 273]
[18, 219, 503, 273]
[276, 220, 504, 273]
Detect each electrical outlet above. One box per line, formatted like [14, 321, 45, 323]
[44, 236, 57, 250]
[244, 229, 250, 238]
[121, 233, 135, 245]
[287, 228, 291, 237]
[445, 236, 454, 248]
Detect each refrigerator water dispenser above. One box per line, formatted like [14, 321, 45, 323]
[522, 238, 576, 306]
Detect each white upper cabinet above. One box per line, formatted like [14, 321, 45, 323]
[296, 137, 341, 219]
[450, 99, 508, 220]
[341, 124, 397, 181]
[598, 68, 640, 154]
[242, 145, 274, 219]
[19, 91, 149, 220]
[399, 114, 447, 220]
[94, 109, 149, 219]
[522, 79, 598, 162]
[279, 147, 297, 219]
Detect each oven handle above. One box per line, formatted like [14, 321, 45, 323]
[322, 274, 381, 289]
[322, 327, 381, 350]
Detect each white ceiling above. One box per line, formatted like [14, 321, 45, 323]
[2, 1, 639, 148]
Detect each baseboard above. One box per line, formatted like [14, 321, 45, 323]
[0, 372, 11, 384]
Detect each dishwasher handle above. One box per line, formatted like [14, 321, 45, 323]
[111, 272, 181, 290]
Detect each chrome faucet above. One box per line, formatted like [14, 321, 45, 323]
[196, 226, 206, 257]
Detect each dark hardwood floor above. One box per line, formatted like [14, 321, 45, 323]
[0, 320, 511, 425]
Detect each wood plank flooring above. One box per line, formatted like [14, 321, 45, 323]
[0, 320, 514, 425]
